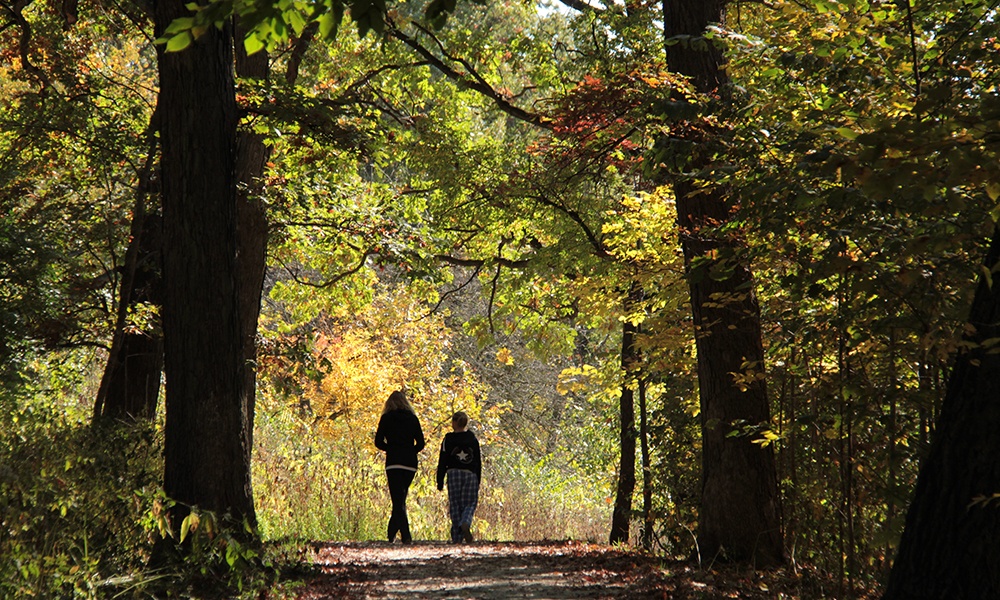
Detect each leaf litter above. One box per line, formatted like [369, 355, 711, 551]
[291, 540, 877, 599]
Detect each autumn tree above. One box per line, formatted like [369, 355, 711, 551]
[658, 0, 784, 564]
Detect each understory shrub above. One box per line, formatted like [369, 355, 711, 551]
[0, 388, 160, 598]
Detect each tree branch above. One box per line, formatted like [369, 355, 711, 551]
[556, 0, 602, 13]
[285, 21, 318, 86]
[528, 193, 611, 258]
[5, 0, 50, 87]
[487, 261, 502, 335]
[276, 250, 372, 289]
[414, 263, 484, 321]
[387, 19, 551, 130]
[434, 254, 533, 269]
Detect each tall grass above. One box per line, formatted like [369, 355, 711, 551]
[253, 407, 612, 544]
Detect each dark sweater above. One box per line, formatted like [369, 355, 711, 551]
[374, 409, 425, 469]
[436, 430, 481, 490]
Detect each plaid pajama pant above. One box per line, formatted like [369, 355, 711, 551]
[446, 468, 479, 542]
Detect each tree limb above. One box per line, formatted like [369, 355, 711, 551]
[5, 0, 50, 88]
[286, 21, 318, 86]
[528, 193, 611, 258]
[387, 19, 551, 130]
[414, 263, 483, 321]
[556, 0, 602, 13]
[434, 254, 533, 269]
[275, 249, 373, 289]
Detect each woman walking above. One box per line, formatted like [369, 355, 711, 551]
[374, 390, 425, 544]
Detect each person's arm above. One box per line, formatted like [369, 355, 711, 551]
[414, 415, 426, 453]
[473, 436, 482, 484]
[436, 437, 448, 491]
[374, 415, 388, 451]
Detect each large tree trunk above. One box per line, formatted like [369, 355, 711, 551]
[234, 21, 272, 494]
[663, 0, 783, 566]
[155, 0, 256, 538]
[610, 317, 639, 545]
[884, 227, 1000, 599]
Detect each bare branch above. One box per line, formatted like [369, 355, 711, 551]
[435, 254, 532, 269]
[413, 263, 484, 321]
[528, 193, 611, 258]
[487, 261, 502, 335]
[556, 0, 602, 13]
[286, 21, 318, 85]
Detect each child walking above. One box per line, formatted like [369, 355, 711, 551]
[436, 411, 481, 543]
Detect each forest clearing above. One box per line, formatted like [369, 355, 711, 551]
[3, 0, 1000, 597]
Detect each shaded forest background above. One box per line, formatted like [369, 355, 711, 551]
[2, 0, 999, 597]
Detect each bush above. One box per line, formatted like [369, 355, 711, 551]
[0, 390, 161, 598]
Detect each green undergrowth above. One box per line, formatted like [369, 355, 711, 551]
[0, 380, 303, 599]
[0, 388, 159, 598]
[2, 379, 612, 598]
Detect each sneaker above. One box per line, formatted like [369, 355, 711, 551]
[461, 523, 473, 543]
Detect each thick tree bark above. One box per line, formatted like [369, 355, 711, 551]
[155, 0, 256, 537]
[884, 227, 1000, 599]
[663, 0, 783, 566]
[234, 21, 272, 495]
[610, 317, 638, 544]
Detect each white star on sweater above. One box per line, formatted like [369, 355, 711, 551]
[456, 449, 470, 462]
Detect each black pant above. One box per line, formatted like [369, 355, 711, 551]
[386, 469, 416, 543]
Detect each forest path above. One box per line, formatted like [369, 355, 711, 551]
[293, 540, 788, 599]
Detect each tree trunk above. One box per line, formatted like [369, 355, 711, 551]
[663, 0, 783, 566]
[884, 227, 1000, 599]
[610, 316, 638, 545]
[155, 0, 255, 538]
[639, 376, 654, 550]
[93, 121, 163, 422]
[234, 21, 272, 494]
[94, 214, 164, 421]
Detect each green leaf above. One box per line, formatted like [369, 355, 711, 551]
[165, 32, 193, 52]
[164, 17, 195, 35]
[987, 181, 1000, 202]
[244, 34, 265, 56]
[318, 10, 341, 39]
[835, 127, 859, 140]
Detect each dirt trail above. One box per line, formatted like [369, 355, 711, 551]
[293, 540, 788, 599]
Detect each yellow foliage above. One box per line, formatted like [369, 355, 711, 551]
[278, 285, 495, 443]
[495, 347, 515, 366]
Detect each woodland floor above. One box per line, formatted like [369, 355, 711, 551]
[291, 540, 875, 599]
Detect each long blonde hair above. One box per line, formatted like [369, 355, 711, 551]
[382, 390, 414, 415]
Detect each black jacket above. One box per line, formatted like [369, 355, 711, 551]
[436, 430, 481, 490]
[374, 409, 425, 469]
